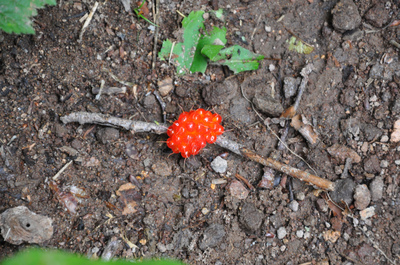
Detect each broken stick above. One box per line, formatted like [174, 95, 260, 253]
[61, 112, 335, 191]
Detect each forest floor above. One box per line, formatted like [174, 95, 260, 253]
[1, 0, 400, 264]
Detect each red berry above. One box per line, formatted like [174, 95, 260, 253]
[166, 109, 224, 158]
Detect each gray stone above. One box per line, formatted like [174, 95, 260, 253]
[173, 229, 193, 250]
[370, 177, 384, 201]
[211, 156, 227, 173]
[54, 123, 68, 138]
[316, 198, 328, 212]
[332, 0, 361, 33]
[277, 227, 287, 239]
[199, 224, 225, 250]
[143, 94, 158, 109]
[283, 77, 300, 98]
[179, 156, 202, 171]
[229, 97, 256, 124]
[253, 96, 284, 117]
[362, 123, 382, 142]
[202, 78, 239, 106]
[228, 180, 249, 200]
[151, 161, 172, 177]
[392, 98, 400, 114]
[364, 3, 390, 28]
[342, 29, 364, 42]
[239, 203, 264, 231]
[364, 155, 381, 174]
[354, 184, 371, 210]
[288, 200, 299, 212]
[392, 243, 400, 256]
[369, 63, 394, 81]
[96, 128, 119, 144]
[330, 178, 356, 205]
[157, 242, 167, 252]
[0, 206, 53, 245]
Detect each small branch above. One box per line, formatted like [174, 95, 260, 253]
[78, 1, 99, 43]
[60, 112, 167, 134]
[152, 0, 160, 70]
[53, 160, 73, 180]
[61, 112, 335, 191]
[235, 173, 255, 190]
[240, 147, 335, 191]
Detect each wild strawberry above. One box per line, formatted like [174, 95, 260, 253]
[166, 109, 224, 158]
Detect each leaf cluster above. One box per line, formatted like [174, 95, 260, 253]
[0, 0, 56, 34]
[158, 10, 264, 75]
[0, 249, 186, 265]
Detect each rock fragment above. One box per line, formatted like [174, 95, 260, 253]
[277, 227, 287, 239]
[202, 78, 238, 106]
[369, 177, 384, 201]
[283, 77, 300, 99]
[288, 200, 299, 212]
[364, 155, 381, 174]
[151, 161, 172, 177]
[0, 206, 53, 245]
[211, 156, 227, 173]
[364, 3, 390, 28]
[253, 96, 284, 117]
[228, 180, 249, 200]
[330, 178, 355, 205]
[239, 203, 263, 231]
[327, 143, 361, 163]
[199, 224, 225, 250]
[158, 77, 173, 96]
[360, 206, 375, 220]
[331, 0, 362, 33]
[96, 128, 119, 144]
[354, 184, 371, 210]
[391, 120, 400, 142]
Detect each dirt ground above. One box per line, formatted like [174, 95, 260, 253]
[1, 0, 400, 264]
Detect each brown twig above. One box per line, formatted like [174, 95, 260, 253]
[152, 0, 160, 70]
[240, 147, 335, 191]
[61, 112, 335, 191]
[235, 173, 255, 190]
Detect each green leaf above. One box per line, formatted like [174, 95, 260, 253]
[158, 10, 204, 75]
[0, 0, 56, 34]
[190, 26, 227, 73]
[205, 45, 264, 74]
[287, 36, 314, 54]
[158, 10, 264, 75]
[0, 249, 186, 265]
[201, 44, 224, 60]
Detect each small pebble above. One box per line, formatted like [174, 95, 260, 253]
[343, 232, 350, 241]
[280, 245, 286, 252]
[211, 156, 228, 173]
[277, 227, 287, 239]
[354, 184, 371, 210]
[157, 242, 167, 253]
[381, 135, 389, 142]
[360, 206, 375, 220]
[370, 177, 384, 201]
[288, 200, 299, 212]
[295, 192, 305, 201]
[380, 160, 389, 168]
[296, 230, 304, 238]
[395, 160, 400, 165]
